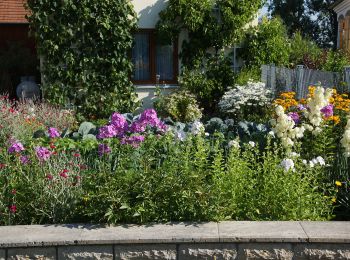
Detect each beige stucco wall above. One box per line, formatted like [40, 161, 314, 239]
[131, 0, 169, 29]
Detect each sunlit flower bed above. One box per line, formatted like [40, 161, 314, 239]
[0, 86, 349, 225]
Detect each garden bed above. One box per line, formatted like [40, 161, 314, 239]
[1, 85, 350, 225]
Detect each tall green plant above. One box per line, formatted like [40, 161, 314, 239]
[156, 0, 263, 67]
[241, 17, 291, 69]
[26, 0, 138, 118]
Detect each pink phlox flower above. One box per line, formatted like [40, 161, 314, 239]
[120, 135, 145, 148]
[8, 140, 25, 153]
[130, 109, 167, 133]
[20, 155, 30, 165]
[110, 113, 128, 132]
[97, 125, 118, 139]
[129, 121, 146, 133]
[321, 104, 334, 118]
[48, 127, 60, 138]
[35, 146, 52, 162]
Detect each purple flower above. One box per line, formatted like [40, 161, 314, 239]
[110, 113, 128, 133]
[8, 141, 25, 153]
[97, 125, 118, 139]
[129, 121, 146, 133]
[20, 155, 30, 165]
[129, 109, 167, 133]
[120, 135, 145, 148]
[98, 143, 111, 156]
[297, 104, 307, 111]
[288, 112, 300, 124]
[139, 109, 161, 127]
[35, 146, 51, 162]
[321, 104, 334, 118]
[48, 127, 60, 138]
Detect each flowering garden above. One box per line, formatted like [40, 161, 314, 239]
[0, 83, 350, 225]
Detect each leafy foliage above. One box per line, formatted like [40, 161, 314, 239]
[26, 0, 139, 118]
[154, 90, 202, 123]
[179, 54, 235, 114]
[156, 0, 264, 67]
[0, 133, 335, 225]
[241, 17, 291, 69]
[267, 0, 338, 48]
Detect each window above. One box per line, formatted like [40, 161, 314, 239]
[131, 30, 178, 84]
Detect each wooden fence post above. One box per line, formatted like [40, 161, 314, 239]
[296, 65, 304, 99]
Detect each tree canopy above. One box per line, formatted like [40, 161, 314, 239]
[267, 0, 337, 48]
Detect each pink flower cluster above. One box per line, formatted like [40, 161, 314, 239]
[8, 140, 25, 153]
[48, 127, 60, 138]
[35, 146, 52, 162]
[321, 104, 334, 118]
[120, 135, 145, 148]
[97, 109, 167, 147]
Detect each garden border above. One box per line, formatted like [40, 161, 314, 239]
[0, 221, 350, 259]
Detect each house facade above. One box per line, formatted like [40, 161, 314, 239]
[332, 0, 350, 51]
[0, 0, 37, 96]
[0, 0, 258, 108]
[131, 0, 181, 108]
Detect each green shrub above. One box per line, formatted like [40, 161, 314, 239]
[154, 90, 202, 123]
[26, 0, 139, 118]
[321, 50, 350, 72]
[234, 67, 261, 85]
[179, 54, 235, 114]
[241, 17, 291, 69]
[289, 31, 322, 67]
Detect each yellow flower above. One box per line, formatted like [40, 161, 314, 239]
[326, 115, 340, 125]
[335, 181, 342, 187]
[331, 197, 337, 203]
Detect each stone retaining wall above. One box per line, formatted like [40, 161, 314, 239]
[0, 221, 349, 259]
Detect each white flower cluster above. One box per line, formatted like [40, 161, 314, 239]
[219, 81, 272, 114]
[341, 119, 350, 157]
[280, 158, 295, 172]
[228, 140, 240, 149]
[304, 87, 333, 128]
[302, 156, 326, 167]
[190, 121, 205, 135]
[270, 105, 305, 148]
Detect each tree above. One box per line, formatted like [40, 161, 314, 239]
[306, 0, 338, 48]
[267, 0, 337, 48]
[241, 17, 291, 69]
[156, 0, 264, 67]
[26, 0, 138, 118]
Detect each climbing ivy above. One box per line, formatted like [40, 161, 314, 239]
[26, 0, 138, 118]
[156, 0, 264, 67]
